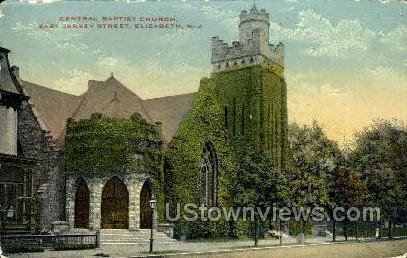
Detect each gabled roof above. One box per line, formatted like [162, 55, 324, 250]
[72, 75, 153, 123]
[145, 93, 196, 143]
[21, 81, 83, 140]
[22, 75, 196, 147]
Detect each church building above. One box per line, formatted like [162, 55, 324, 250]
[0, 4, 287, 237]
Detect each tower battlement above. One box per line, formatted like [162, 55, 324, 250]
[239, 7, 269, 26]
[211, 4, 284, 73]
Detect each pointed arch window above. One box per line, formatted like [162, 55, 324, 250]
[199, 142, 218, 207]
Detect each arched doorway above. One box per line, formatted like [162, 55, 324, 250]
[74, 177, 90, 228]
[139, 180, 152, 229]
[101, 177, 129, 229]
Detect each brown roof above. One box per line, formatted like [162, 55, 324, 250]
[21, 75, 196, 146]
[145, 93, 195, 143]
[72, 76, 153, 123]
[21, 81, 83, 140]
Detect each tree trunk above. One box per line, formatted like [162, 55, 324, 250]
[356, 221, 359, 241]
[229, 220, 235, 238]
[388, 218, 392, 239]
[344, 221, 348, 241]
[279, 219, 282, 245]
[254, 214, 258, 247]
[332, 219, 336, 242]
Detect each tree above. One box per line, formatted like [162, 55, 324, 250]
[348, 119, 407, 238]
[227, 145, 284, 243]
[286, 121, 343, 235]
[230, 146, 283, 206]
[327, 166, 365, 241]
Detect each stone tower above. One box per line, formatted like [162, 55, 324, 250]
[211, 4, 283, 73]
[208, 5, 288, 172]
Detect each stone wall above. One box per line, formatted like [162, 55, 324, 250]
[0, 105, 17, 155]
[66, 173, 152, 231]
[17, 100, 63, 230]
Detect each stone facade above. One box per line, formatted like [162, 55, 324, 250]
[211, 4, 284, 73]
[0, 47, 61, 232]
[66, 173, 153, 231]
[0, 105, 18, 155]
[18, 100, 63, 229]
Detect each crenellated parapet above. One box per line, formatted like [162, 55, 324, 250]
[211, 4, 284, 73]
[211, 36, 284, 73]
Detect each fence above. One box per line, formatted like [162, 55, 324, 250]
[0, 232, 99, 249]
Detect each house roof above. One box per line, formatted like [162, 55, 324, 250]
[21, 75, 196, 146]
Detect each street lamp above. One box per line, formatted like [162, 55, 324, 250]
[149, 195, 157, 253]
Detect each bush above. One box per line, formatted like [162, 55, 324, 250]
[289, 221, 312, 236]
[2, 244, 44, 254]
[53, 241, 96, 251]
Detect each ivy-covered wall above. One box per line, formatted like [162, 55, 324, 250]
[63, 113, 166, 221]
[166, 77, 238, 238]
[64, 113, 163, 177]
[212, 63, 287, 172]
[166, 64, 288, 239]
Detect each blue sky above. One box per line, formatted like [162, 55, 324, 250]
[0, 0, 406, 144]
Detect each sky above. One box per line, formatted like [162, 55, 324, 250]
[0, 0, 406, 146]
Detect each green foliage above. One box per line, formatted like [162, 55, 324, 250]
[167, 77, 236, 239]
[328, 166, 365, 209]
[285, 121, 341, 209]
[227, 146, 283, 206]
[64, 113, 166, 221]
[289, 220, 312, 235]
[212, 64, 288, 172]
[167, 65, 288, 239]
[348, 119, 407, 224]
[64, 113, 163, 177]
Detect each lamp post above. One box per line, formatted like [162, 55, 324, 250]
[149, 195, 157, 254]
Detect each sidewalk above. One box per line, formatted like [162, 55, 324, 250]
[7, 236, 407, 258]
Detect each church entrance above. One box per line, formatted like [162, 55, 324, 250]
[101, 177, 129, 229]
[74, 178, 89, 228]
[139, 180, 152, 229]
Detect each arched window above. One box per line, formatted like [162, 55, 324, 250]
[199, 142, 218, 207]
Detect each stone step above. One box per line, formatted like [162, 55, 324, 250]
[102, 239, 177, 243]
[101, 236, 172, 240]
[99, 229, 176, 246]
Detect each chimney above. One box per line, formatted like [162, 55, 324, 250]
[11, 66, 20, 80]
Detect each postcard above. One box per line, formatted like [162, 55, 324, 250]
[0, 0, 406, 257]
